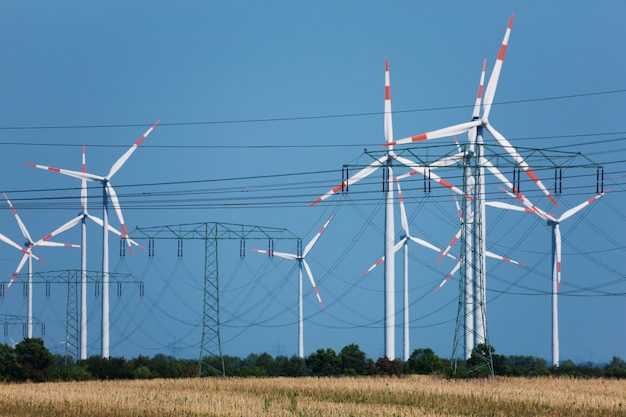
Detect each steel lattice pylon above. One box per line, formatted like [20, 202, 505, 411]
[133, 222, 300, 377]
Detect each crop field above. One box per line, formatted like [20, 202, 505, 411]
[0, 376, 623, 417]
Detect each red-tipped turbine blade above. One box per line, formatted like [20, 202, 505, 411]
[394, 156, 472, 201]
[384, 120, 479, 147]
[311, 155, 387, 206]
[485, 250, 525, 267]
[486, 124, 558, 206]
[26, 162, 103, 182]
[302, 259, 323, 309]
[5, 253, 30, 295]
[482, 13, 514, 121]
[303, 215, 334, 257]
[107, 120, 160, 179]
[3, 193, 33, 244]
[558, 190, 609, 223]
[384, 58, 393, 145]
[435, 261, 461, 292]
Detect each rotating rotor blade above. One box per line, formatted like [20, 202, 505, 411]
[485, 250, 525, 267]
[36, 215, 83, 247]
[394, 155, 472, 200]
[107, 120, 160, 179]
[429, 152, 466, 168]
[384, 58, 393, 145]
[485, 200, 534, 213]
[554, 224, 562, 292]
[384, 120, 480, 147]
[26, 162, 102, 182]
[3, 193, 33, 244]
[482, 157, 553, 221]
[5, 253, 31, 295]
[105, 182, 133, 256]
[434, 261, 461, 292]
[81, 145, 88, 213]
[311, 155, 387, 206]
[558, 191, 608, 223]
[395, 179, 410, 236]
[486, 124, 558, 206]
[0, 232, 27, 253]
[482, 13, 514, 122]
[437, 195, 463, 263]
[408, 236, 458, 261]
[302, 259, 323, 309]
[362, 239, 406, 278]
[303, 215, 334, 258]
[85, 214, 144, 249]
[468, 59, 487, 149]
[251, 248, 298, 261]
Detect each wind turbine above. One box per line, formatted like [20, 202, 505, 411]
[311, 60, 468, 359]
[28, 145, 143, 359]
[499, 187, 608, 367]
[2, 193, 80, 338]
[361, 178, 458, 361]
[27, 120, 159, 357]
[252, 214, 333, 358]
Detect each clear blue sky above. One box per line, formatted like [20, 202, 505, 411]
[0, 1, 623, 363]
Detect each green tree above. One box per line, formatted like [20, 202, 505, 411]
[605, 356, 626, 378]
[374, 357, 403, 376]
[306, 348, 341, 376]
[339, 344, 367, 375]
[0, 343, 17, 381]
[14, 338, 53, 382]
[406, 348, 445, 375]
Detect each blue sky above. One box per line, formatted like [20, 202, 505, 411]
[0, 1, 624, 363]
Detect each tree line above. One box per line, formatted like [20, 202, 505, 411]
[1, 338, 625, 382]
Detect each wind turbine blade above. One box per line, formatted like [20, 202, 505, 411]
[469, 59, 487, 149]
[434, 261, 461, 292]
[482, 13, 514, 121]
[558, 191, 608, 222]
[384, 120, 480, 147]
[482, 157, 553, 221]
[362, 239, 406, 277]
[105, 183, 134, 256]
[311, 155, 387, 206]
[555, 224, 562, 292]
[303, 215, 334, 257]
[485, 200, 534, 212]
[251, 248, 298, 261]
[81, 145, 88, 212]
[107, 120, 160, 179]
[3, 193, 33, 243]
[361, 256, 384, 278]
[486, 124, 558, 206]
[438, 228, 461, 263]
[384, 58, 393, 145]
[5, 253, 30, 295]
[485, 250, 525, 267]
[408, 236, 458, 261]
[429, 152, 466, 168]
[26, 163, 102, 182]
[37, 215, 83, 246]
[86, 214, 143, 248]
[394, 156, 472, 200]
[0, 233, 26, 252]
[395, 179, 409, 235]
[302, 259, 323, 309]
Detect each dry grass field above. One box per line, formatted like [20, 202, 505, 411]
[0, 375, 623, 417]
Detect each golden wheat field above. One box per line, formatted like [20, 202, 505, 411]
[0, 376, 624, 417]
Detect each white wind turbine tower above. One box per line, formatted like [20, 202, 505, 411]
[27, 120, 159, 358]
[28, 145, 143, 359]
[499, 188, 609, 367]
[312, 59, 468, 359]
[252, 214, 333, 358]
[385, 14, 559, 356]
[361, 178, 458, 361]
[2, 193, 80, 338]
